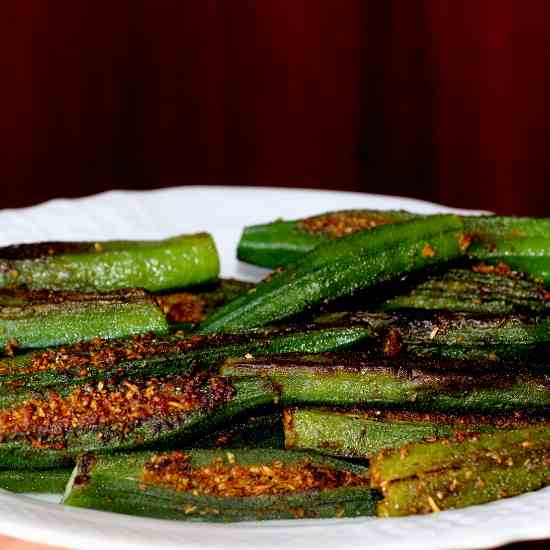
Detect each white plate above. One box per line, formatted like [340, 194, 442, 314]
[0, 186, 547, 550]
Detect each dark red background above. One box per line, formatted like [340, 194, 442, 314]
[1, 0, 549, 214]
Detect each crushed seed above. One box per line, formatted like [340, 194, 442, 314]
[141, 452, 368, 498]
[0, 373, 234, 449]
[13, 333, 222, 378]
[299, 212, 394, 238]
[156, 293, 206, 324]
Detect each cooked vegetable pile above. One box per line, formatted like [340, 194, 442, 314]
[0, 212, 548, 522]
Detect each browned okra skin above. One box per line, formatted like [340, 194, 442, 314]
[370, 425, 550, 516]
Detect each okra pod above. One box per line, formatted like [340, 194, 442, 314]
[468, 238, 550, 285]
[199, 216, 468, 333]
[381, 265, 550, 315]
[0, 468, 71, 493]
[0, 324, 372, 392]
[282, 408, 535, 460]
[0, 233, 219, 292]
[63, 449, 378, 521]
[220, 353, 550, 414]
[0, 373, 277, 469]
[324, 310, 550, 362]
[371, 424, 550, 516]
[463, 216, 550, 283]
[238, 211, 550, 280]
[238, 210, 420, 268]
[0, 288, 168, 351]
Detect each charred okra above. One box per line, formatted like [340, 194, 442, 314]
[0, 373, 277, 469]
[283, 408, 545, 460]
[0, 325, 372, 392]
[371, 424, 550, 516]
[63, 449, 378, 521]
[220, 353, 550, 415]
[319, 310, 550, 362]
[381, 265, 550, 315]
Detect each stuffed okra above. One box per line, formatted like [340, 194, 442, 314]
[381, 265, 550, 315]
[320, 310, 550, 362]
[0, 324, 372, 392]
[220, 353, 550, 415]
[63, 449, 378, 521]
[199, 215, 469, 334]
[0, 233, 219, 292]
[0, 288, 168, 351]
[238, 209, 420, 268]
[0, 372, 277, 469]
[283, 408, 545, 460]
[238, 210, 550, 284]
[371, 424, 550, 516]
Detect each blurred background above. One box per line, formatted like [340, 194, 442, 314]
[1, 1, 548, 214]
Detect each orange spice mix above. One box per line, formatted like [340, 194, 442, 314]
[0, 333, 219, 378]
[0, 373, 234, 448]
[141, 451, 368, 497]
[299, 212, 394, 238]
[156, 293, 207, 324]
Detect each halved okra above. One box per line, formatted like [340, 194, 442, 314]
[370, 424, 550, 516]
[0, 288, 168, 351]
[380, 265, 550, 315]
[63, 449, 379, 521]
[0, 324, 372, 392]
[237, 209, 420, 268]
[283, 408, 546, 460]
[0, 233, 219, 292]
[199, 215, 468, 333]
[0, 373, 277, 469]
[220, 353, 550, 415]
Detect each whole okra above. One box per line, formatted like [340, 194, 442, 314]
[381, 265, 550, 315]
[63, 449, 378, 521]
[0, 288, 168, 351]
[220, 353, 550, 415]
[0, 324, 372, 392]
[283, 408, 545, 460]
[319, 309, 550, 362]
[371, 424, 550, 516]
[199, 215, 469, 334]
[0, 233, 219, 292]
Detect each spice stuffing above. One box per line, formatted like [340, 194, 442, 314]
[141, 451, 368, 497]
[299, 212, 394, 238]
[0, 373, 234, 448]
